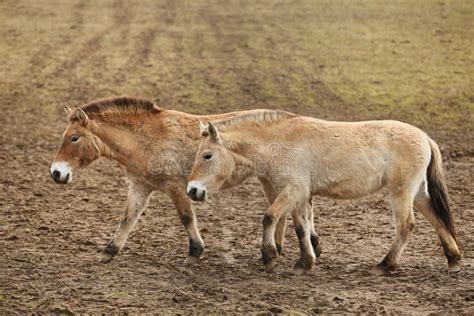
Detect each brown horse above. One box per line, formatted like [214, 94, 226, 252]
[50, 97, 315, 264]
[187, 111, 463, 275]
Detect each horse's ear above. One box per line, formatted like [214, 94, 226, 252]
[76, 109, 89, 126]
[208, 122, 219, 142]
[64, 106, 74, 119]
[198, 120, 209, 137]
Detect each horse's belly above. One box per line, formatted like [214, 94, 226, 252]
[310, 162, 387, 199]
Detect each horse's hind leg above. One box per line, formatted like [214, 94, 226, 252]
[308, 198, 322, 258]
[414, 183, 462, 273]
[274, 217, 286, 255]
[292, 201, 317, 275]
[100, 180, 151, 263]
[372, 190, 416, 275]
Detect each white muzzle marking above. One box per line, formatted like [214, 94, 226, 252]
[187, 180, 207, 201]
[51, 161, 73, 183]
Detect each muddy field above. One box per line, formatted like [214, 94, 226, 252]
[1, 0, 473, 314]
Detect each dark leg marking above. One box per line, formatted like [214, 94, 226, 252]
[103, 242, 119, 257]
[180, 214, 192, 227]
[293, 225, 314, 271]
[261, 246, 278, 266]
[261, 214, 278, 266]
[295, 225, 305, 254]
[276, 243, 283, 256]
[376, 254, 397, 272]
[262, 214, 274, 229]
[440, 239, 461, 264]
[311, 233, 322, 258]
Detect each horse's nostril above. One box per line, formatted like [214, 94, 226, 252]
[52, 170, 60, 181]
[189, 187, 197, 197]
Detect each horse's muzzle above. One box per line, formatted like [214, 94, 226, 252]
[50, 161, 73, 184]
[187, 185, 207, 201]
[51, 170, 70, 184]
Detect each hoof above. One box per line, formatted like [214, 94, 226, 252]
[293, 265, 306, 275]
[448, 261, 462, 274]
[188, 239, 204, 259]
[261, 245, 279, 273]
[99, 243, 119, 263]
[314, 244, 322, 258]
[370, 265, 388, 276]
[293, 258, 314, 275]
[184, 256, 200, 266]
[310, 234, 322, 258]
[293, 263, 311, 275]
[98, 251, 114, 263]
[276, 244, 283, 256]
[264, 259, 278, 273]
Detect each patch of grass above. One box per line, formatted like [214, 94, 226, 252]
[0, 0, 472, 144]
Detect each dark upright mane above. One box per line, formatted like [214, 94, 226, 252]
[213, 109, 296, 129]
[70, 96, 161, 122]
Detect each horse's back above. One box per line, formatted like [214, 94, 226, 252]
[284, 117, 432, 198]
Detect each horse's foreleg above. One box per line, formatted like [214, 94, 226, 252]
[100, 181, 151, 263]
[372, 190, 415, 275]
[261, 188, 301, 273]
[259, 178, 285, 255]
[292, 202, 317, 274]
[168, 187, 204, 265]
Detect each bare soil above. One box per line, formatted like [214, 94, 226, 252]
[0, 0, 473, 314]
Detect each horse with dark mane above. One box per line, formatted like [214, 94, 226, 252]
[188, 111, 463, 274]
[50, 97, 318, 264]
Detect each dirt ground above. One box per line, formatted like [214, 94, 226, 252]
[1, 0, 473, 314]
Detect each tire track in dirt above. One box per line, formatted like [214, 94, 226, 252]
[162, 0, 177, 26]
[71, 0, 89, 32]
[41, 0, 131, 81]
[209, 2, 286, 107]
[47, 0, 137, 103]
[18, 1, 91, 82]
[202, 1, 353, 114]
[195, 1, 268, 108]
[108, 25, 159, 97]
[122, 28, 158, 74]
[111, 0, 133, 47]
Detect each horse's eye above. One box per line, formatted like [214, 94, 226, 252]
[203, 153, 213, 160]
[71, 135, 80, 143]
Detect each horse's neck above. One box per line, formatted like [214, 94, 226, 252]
[92, 133, 115, 159]
[88, 120, 143, 168]
[228, 151, 256, 184]
[224, 124, 280, 181]
[225, 124, 271, 160]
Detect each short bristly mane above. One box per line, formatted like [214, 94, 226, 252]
[71, 96, 161, 122]
[213, 110, 296, 129]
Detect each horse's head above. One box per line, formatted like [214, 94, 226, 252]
[187, 122, 235, 201]
[50, 106, 100, 184]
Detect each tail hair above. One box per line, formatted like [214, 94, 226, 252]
[427, 138, 458, 244]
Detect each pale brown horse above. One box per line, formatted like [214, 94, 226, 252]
[50, 97, 315, 264]
[187, 111, 463, 275]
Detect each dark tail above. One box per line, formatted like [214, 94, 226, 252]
[427, 138, 458, 244]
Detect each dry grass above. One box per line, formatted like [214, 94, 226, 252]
[0, 1, 472, 135]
